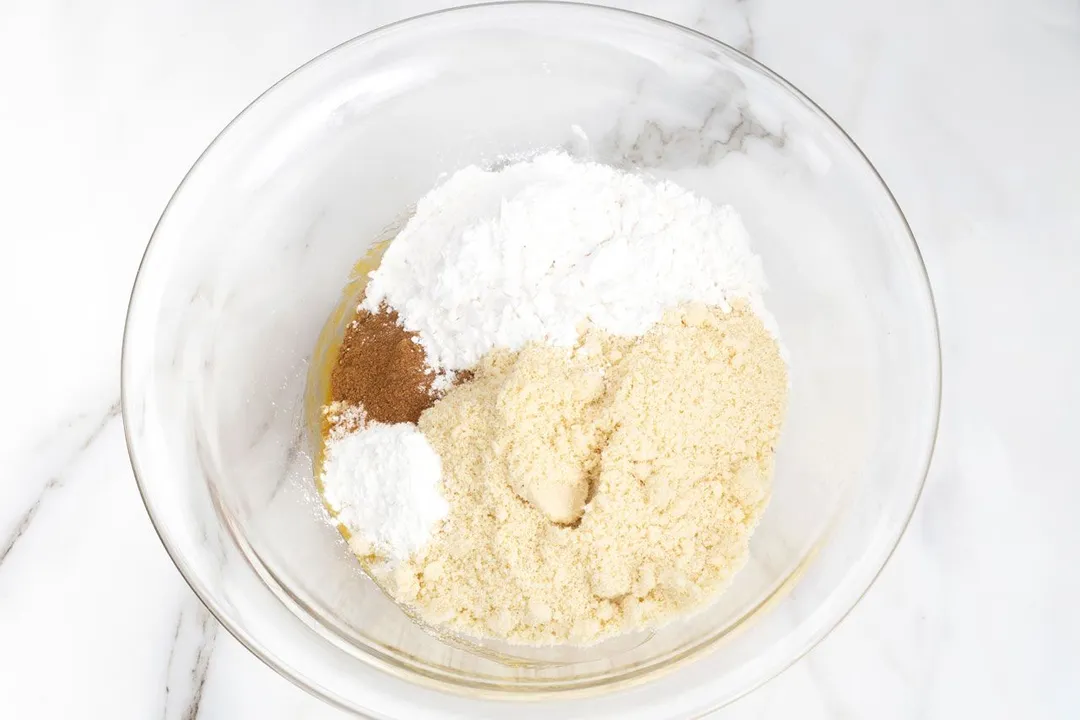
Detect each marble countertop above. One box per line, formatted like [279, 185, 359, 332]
[2, 0, 1078, 717]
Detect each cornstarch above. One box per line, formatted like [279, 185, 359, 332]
[320, 416, 447, 564]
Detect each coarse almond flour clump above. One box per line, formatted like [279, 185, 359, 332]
[385, 302, 787, 645]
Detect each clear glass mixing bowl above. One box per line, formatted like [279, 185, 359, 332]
[122, 3, 940, 718]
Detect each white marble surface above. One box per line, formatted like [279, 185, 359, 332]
[1, 0, 1078, 717]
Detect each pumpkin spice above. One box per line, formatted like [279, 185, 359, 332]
[330, 306, 436, 425]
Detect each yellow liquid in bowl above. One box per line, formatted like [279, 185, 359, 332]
[304, 238, 392, 544]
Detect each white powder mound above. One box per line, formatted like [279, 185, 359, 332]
[362, 151, 769, 374]
[321, 422, 447, 564]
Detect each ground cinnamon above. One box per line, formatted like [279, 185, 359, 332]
[330, 305, 436, 424]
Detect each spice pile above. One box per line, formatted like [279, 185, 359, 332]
[330, 307, 435, 424]
[317, 152, 789, 645]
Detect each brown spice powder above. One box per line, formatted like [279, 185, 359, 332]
[330, 306, 436, 424]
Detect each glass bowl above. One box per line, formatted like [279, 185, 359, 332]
[122, 3, 940, 718]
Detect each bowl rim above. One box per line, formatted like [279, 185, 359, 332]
[121, 1, 942, 716]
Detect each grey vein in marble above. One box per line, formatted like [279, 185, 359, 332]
[0, 399, 121, 569]
[600, 62, 786, 171]
[161, 598, 219, 720]
[694, 0, 756, 56]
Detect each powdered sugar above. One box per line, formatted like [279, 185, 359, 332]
[321, 421, 447, 564]
[362, 151, 770, 374]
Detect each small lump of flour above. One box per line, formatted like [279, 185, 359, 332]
[321, 419, 447, 564]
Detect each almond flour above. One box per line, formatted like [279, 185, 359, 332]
[382, 302, 787, 645]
